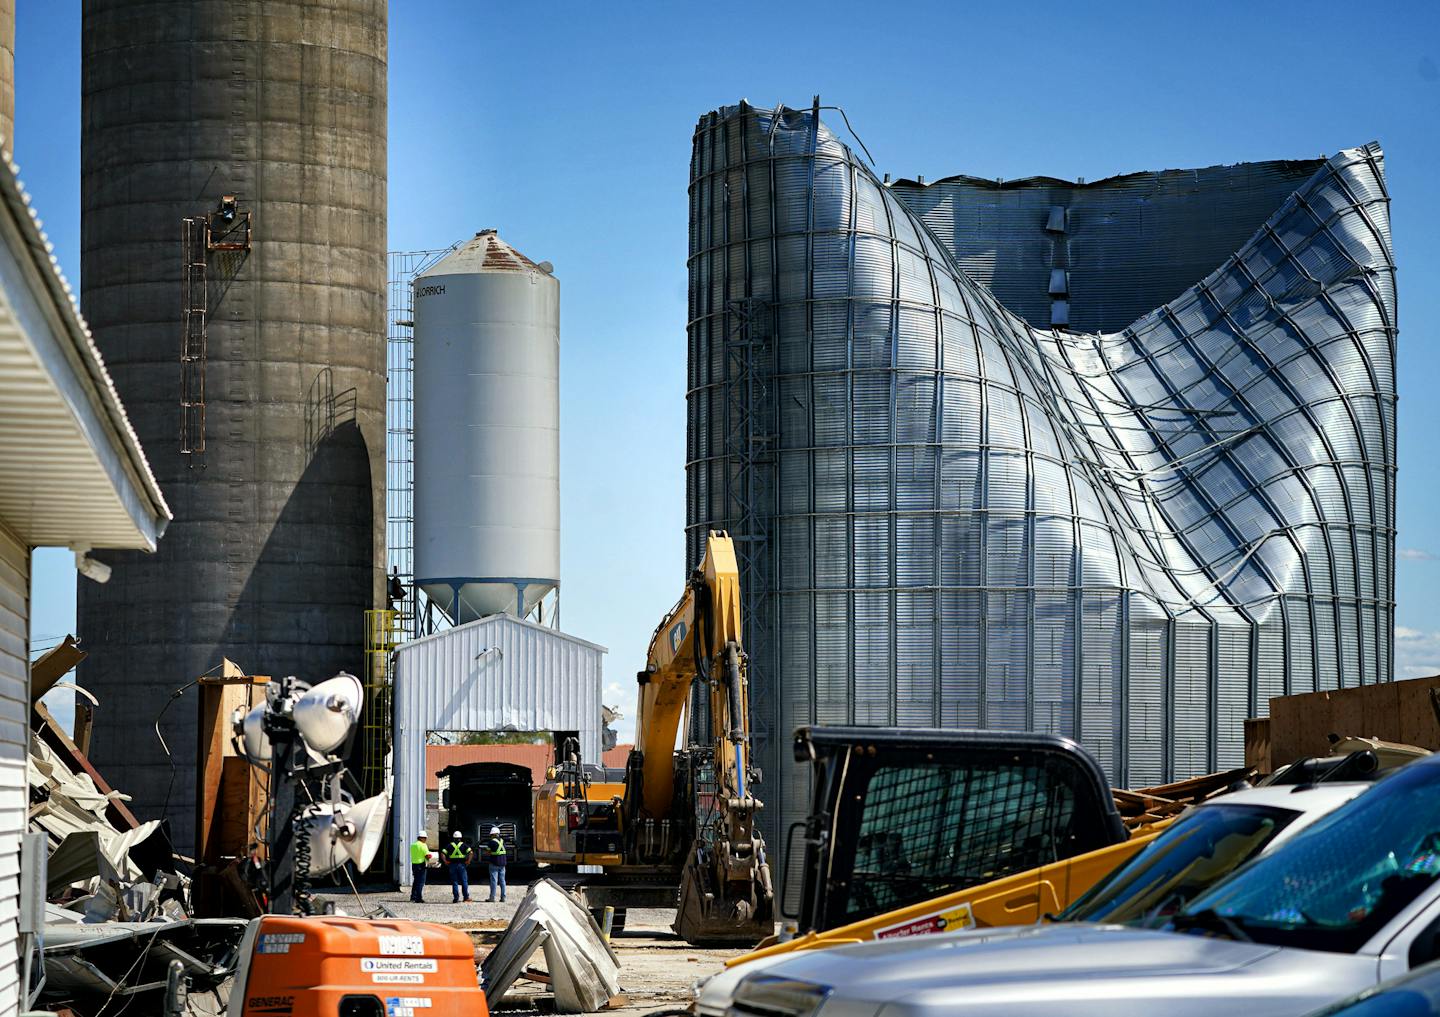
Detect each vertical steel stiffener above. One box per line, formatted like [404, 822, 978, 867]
[686, 103, 1397, 846]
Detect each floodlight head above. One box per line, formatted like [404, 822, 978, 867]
[298, 806, 347, 877]
[234, 704, 271, 762]
[292, 671, 363, 754]
[299, 792, 389, 876]
[339, 792, 389, 870]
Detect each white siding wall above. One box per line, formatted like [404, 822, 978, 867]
[0, 529, 27, 1016]
[392, 615, 605, 883]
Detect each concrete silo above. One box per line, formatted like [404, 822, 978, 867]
[413, 230, 560, 624]
[78, 0, 388, 851]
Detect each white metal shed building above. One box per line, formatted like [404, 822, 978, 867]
[0, 155, 170, 1014]
[391, 613, 606, 884]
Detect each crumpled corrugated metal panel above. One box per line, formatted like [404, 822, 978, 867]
[29, 734, 161, 888]
[686, 102, 1396, 846]
[43, 917, 245, 1006]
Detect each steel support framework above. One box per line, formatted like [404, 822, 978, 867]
[386, 245, 461, 641]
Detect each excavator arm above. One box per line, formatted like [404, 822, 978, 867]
[634, 533, 746, 817]
[631, 531, 773, 942]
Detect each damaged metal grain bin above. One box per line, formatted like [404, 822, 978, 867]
[78, 0, 389, 853]
[685, 102, 1396, 845]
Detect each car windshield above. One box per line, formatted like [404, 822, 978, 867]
[1175, 762, 1440, 954]
[1058, 803, 1297, 926]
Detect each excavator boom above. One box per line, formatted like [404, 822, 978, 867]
[531, 531, 773, 944]
[632, 531, 773, 942]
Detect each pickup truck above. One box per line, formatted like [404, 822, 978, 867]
[700, 780, 1366, 1015]
[723, 756, 1440, 1017]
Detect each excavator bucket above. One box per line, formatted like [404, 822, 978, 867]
[675, 850, 774, 944]
[673, 808, 775, 944]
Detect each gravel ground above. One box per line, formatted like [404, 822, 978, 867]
[314, 875, 744, 1016]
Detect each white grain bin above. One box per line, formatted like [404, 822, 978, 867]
[413, 230, 559, 623]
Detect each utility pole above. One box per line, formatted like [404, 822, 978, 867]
[264, 684, 300, 915]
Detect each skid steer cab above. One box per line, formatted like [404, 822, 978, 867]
[229, 915, 486, 1017]
[783, 726, 1127, 935]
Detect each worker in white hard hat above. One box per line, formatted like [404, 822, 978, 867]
[482, 824, 508, 902]
[409, 830, 431, 903]
[446, 829, 474, 903]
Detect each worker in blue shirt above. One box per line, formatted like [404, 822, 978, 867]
[482, 825, 508, 902]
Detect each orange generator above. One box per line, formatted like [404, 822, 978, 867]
[230, 915, 488, 1017]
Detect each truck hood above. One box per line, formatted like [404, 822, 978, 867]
[771, 924, 1275, 987]
[734, 925, 1376, 1015]
[696, 926, 1039, 1015]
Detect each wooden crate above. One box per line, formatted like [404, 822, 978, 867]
[1260, 676, 1440, 771]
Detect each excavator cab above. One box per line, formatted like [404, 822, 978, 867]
[534, 736, 626, 866]
[783, 726, 1127, 934]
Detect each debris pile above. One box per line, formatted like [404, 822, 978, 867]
[43, 918, 246, 1016]
[30, 734, 188, 923]
[25, 640, 250, 1014]
[1113, 767, 1257, 829]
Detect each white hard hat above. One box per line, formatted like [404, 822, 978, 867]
[489, 825, 501, 836]
[417, 831, 428, 839]
[452, 831, 462, 839]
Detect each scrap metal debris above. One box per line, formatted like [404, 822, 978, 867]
[25, 645, 250, 1015]
[44, 918, 245, 1011]
[29, 733, 184, 924]
[482, 878, 623, 1012]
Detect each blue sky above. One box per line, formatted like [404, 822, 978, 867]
[17, 2, 1440, 739]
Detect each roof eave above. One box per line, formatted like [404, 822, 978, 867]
[0, 155, 171, 551]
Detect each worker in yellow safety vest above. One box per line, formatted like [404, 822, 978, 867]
[409, 831, 432, 903]
[446, 831, 474, 903]
[482, 825, 508, 902]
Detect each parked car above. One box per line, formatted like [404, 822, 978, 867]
[698, 781, 1367, 1016]
[723, 756, 1440, 1017]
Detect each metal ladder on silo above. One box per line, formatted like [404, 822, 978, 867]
[180, 216, 208, 458]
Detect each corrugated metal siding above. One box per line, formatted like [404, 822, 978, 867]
[391, 614, 605, 882]
[889, 159, 1323, 336]
[686, 104, 1396, 851]
[0, 529, 25, 1015]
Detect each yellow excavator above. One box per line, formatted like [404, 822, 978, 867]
[533, 531, 774, 943]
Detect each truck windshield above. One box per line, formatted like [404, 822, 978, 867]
[1175, 763, 1440, 954]
[1058, 804, 1296, 926]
